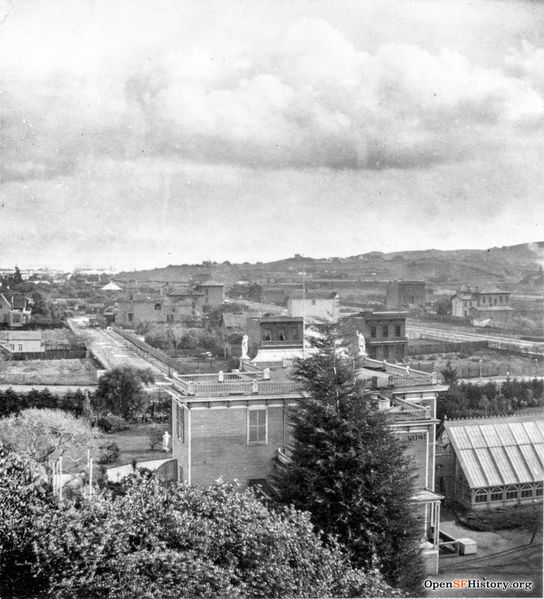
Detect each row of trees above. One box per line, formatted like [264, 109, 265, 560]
[0, 448, 400, 598]
[438, 363, 543, 420]
[0, 388, 91, 419]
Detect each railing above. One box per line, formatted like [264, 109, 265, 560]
[171, 377, 300, 397]
[390, 375, 434, 387]
[386, 397, 431, 421]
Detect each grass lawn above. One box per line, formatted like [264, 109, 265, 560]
[103, 421, 173, 467]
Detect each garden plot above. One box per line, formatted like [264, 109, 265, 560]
[0, 359, 96, 386]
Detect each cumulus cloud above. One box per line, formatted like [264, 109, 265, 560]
[2, 17, 544, 181]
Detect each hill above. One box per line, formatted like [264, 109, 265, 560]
[116, 242, 544, 291]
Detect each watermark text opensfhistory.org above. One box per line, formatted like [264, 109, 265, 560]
[423, 579, 534, 592]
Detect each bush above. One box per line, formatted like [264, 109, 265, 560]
[98, 442, 120, 464]
[458, 504, 543, 532]
[97, 414, 129, 433]
[147, 424, 163, 450]
[29, 478, 400, 598]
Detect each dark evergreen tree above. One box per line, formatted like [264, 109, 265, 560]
[273, 330, 424, 594]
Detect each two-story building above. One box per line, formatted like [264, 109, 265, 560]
[193, 281, 225, 310]
[346, 311, 408, 362]
[166, 351, 446, 574]
[386, 281, 426, 311]
[287, 290, 340, 323]
[451, 286, 512, 318]
[115, 294, 194, 327]
[0, 293, 33, 328]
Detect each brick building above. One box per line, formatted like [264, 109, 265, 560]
[346, 311, 408, 362]
[115, 294, 194, 327]
[167, 356, 447, 573]
[386, 280, 426, 310]
[193, 281, 225, 310]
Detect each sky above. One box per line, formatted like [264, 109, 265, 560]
[1, 0, 543, 271]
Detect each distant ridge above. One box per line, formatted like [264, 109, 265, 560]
[116, 241, 544, 289]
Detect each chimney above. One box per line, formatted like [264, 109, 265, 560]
[378, 397, 390, 411]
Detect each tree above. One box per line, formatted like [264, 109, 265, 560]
[441, 361, 458, 387]
[29, 478, 399, 598]
[0, 444, 52, 597]
[273, 330, 424, 594]
[0, 409, 98, 472]
[93, 366, 154, 420]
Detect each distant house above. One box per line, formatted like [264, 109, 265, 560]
[101, 281, 124, 292]
[436, 414, 544, 510]
[451, 286, 511, 319]
[115, 294, 194, 327]
[346, 311, 408, 362]
[386, 281, 426, 310]
[0, 330, 44, 353]
[193, 281, 225, 310]
[220, 312, 247, 337]
[287, 290, 340, 323]
[0, 293, 33, 328]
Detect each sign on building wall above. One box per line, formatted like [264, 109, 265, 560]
[396, 430, 428, 489]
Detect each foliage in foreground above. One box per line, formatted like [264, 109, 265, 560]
[274, 329, 425, 594]
[0, 447, 402, 599]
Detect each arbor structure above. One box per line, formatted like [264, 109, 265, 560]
[273, 331, 424, 593]
[93, 366, 154, 420]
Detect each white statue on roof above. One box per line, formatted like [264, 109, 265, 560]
[356, 330, 367, 357]
[241, 334, 249, 359]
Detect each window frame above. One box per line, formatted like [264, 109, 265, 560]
[247, 407, 268, 445]
[490, 487, 503, 502]
[505, 485, 518, 500]
[382, 325, 389, 338]
[176, 404, 185, 442]
[521, 484, 533, 498]
[475, 488, 488, 503]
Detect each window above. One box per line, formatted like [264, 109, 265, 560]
[521, 484, 533, 498]
[9, 344, 14, 351]
[395, 325, 401, 337]
[383, 346, 390, 360]
[248, 408, 267, 444]
[312, 299, 316, 305]
[370, 326, 377, 338]
[490, 487, 503, 502]
[536, 482, 543, 497]
[176, 405, 184, 442]
[155, 303, 162, 311]
[382, 325, 389, 338]
[18, 344, 23, 351]
[128, 313, 133, 322]
[505, 485, 518, 500]
[475, 489, 488, 503]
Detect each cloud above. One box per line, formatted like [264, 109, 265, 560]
[1, 17, 544, 181]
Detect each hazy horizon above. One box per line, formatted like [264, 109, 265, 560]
[1, 0, 543, 270]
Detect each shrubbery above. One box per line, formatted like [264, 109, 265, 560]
[0, 449, 401, 599]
